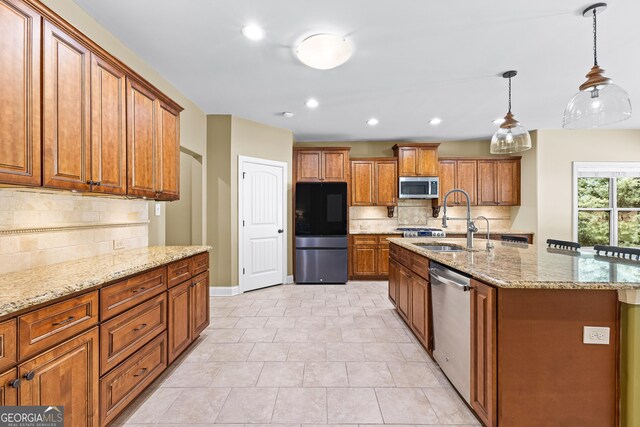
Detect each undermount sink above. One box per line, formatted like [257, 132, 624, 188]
[412, 243, 465, 252]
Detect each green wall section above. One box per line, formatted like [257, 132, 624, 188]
[621, 303, 640, 427]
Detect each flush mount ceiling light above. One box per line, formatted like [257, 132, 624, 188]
[366, 118, 379, 126]
[490, 71, 531, 154]
[563, 3, 631, 128]
[241, 24, 265, 41]
[428, 118, 442, 125]
[295, 34, 353, 70]
[305, 98, 319, 108]
[281, 112, 294, 118]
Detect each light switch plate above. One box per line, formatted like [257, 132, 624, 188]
[583, 326, 610, 345]
[155, 203, 161, 216]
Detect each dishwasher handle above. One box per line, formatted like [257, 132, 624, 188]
[430, 269, 471, 292]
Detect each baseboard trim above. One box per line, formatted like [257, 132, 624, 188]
[286, 275, 294, 284]
[210, 286, 240, 296]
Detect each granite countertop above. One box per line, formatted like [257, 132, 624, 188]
[349, 230, 404, 235]
[388, 237, 640, 290]
[0, 246, 211, 319]
[350, 229, 534, 235]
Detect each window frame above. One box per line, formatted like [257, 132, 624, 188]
[572, 162, 640, 248]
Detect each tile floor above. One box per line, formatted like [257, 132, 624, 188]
[112, 281, 480, 426]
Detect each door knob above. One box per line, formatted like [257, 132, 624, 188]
[277, 229, 284, 233]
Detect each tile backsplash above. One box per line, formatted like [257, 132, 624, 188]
[0, 189, 149, 274]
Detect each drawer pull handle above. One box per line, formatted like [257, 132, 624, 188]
[52, 316, 75, 326]
[133, 367, 148, 377]
[9, 379, 21, 389]
[23, 371, 35, 381]
[131, 287, 146, 293]
[133, 323, 148, 332]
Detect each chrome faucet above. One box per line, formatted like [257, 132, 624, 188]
[472, 215, 494, 251]
[441, 189, 477, 249]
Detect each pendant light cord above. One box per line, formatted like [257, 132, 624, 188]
[593, 9, 598, 66]
[508, 75, 512, 113]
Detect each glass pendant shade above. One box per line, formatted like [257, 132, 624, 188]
[490, 122, 532, 154]
[562, 82, 632, 128]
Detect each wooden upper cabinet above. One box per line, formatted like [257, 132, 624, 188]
[294, 148, 350, 182]
[477, 160, 497, 205]
[0, 0, 41, 186]
[456, 160, 477, 205]
[42, 20, 91, 191]
[393, 144, 439, 176]
[127, 77, 157, 198]
[351, 161, 374, 206]
[477, 159, 520, 206]
[155, 100, 180, 200]
[438, 160, 456, 206]
[375, 160, 397, 206]
[90, 54, 126, 194]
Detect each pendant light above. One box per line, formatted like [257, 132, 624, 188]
[563, 3, 631, 128]
[490, 71, 531, 154]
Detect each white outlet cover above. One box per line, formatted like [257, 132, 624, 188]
[583, 326, 610, 345]
[155, 203, 161, 216]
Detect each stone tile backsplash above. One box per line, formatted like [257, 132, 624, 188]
[0, 189, 149, 274]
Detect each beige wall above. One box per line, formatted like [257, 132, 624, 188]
[40, 0, 208, 247]
[294, 139, 492, 158]
[206, 116, 293, 287]
[510, 130, 539, 234]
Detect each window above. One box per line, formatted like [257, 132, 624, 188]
[574, 162, 640, 248]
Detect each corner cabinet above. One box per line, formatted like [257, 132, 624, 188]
[0, 0, 182, 199]
[393, 143, 440, 177]
[350, 158, 397, 206]
[294, 148, 350, 182]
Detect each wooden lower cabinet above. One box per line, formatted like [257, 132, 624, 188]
[19, 327, 99, 427]
[410, 274, 429, 347]
[388, 258, 398, 306]
[397, 264, 411, 322]
[0, 368, 18, 406]
[350, 235, 395, 279]
[352, 246, 377, 276]
[0, 319, 16, 372]
[470, 279, 497, 427]
[191, 272, 210, 337]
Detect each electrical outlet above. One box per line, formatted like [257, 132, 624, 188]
[583, 326, 610, 345]
[155, 203, 161, 216]
[113, 240, 126, 251]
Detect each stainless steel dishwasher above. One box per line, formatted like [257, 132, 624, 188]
[430, 261, 472, 404]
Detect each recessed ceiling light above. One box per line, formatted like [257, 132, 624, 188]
[281, 112, 294, 118]
[492, 117, 504, 125]
[241, 24, 265, 41]
[429, 118, 442, 125]
[366, 118, 379, 126]
[296, 34, 353, 70]
[305, 98, 319, 108]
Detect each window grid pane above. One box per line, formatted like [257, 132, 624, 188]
[578, 177, 610, 208]
[577, 210, 610, 247]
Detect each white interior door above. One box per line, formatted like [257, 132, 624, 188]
[240, 157, 286, 292]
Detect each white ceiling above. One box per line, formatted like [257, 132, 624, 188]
[73, 0, 640, 141]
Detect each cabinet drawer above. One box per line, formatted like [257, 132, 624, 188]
[377, 235, 395, 246]
[0, 368, 18, 406]
[399, 247, 412, 268]
[411, 254, 430, 279]
[192, 252, 209, 276]
[100, 332, 167, 426]
[100, 293, 167, 375]
[167, 258, 192, 288]
[18, 291, 98, 360]
[0, 319, 17, 372]
[100, 267, 167, 321]
[352, 235, 378, 245]
[389, 243, 399, 260]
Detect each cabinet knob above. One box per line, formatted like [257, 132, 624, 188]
[95, 181, 101, 186]
[9, 378, 21, 389]
[23, 371, 35, 381]
[277, 229, 284, 234]
[86, 180, 94, 185]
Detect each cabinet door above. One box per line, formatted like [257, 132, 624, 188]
[190, 272, 210, 337]
[322, 150, 347, 181]
[387, 258, 398, 306]
[296, 151, 322, 182]
[0, 368, 18, 406]
[156, 100, 180, 200]
[397, 147, 417, 176]
[470, 280, 497, 427]
[456, 160, 478, 206]
[410, 274, 429, 347]
[19, 328, 99, 427]
[0, 0, 41, 186]
[167, 280, 191, 363]
[496, 160, 520, 206]
[438, 160, 456, 206]
[477, 161, 498, 206]
[351, 161, 374, 205]
[417, 148, 438, 176]
[90, 54, 126, 194]
[397, 266, 411, 322]
[377, 246, 390, 276]
[352, 246, 377, 276]
[375, 160, 397, 206]
[42, 20, 91, 191]
[127, 77, 157, 198]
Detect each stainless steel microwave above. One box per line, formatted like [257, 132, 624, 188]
[398, 177, 439, 199]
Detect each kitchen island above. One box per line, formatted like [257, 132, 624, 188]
[388, 237, 639, 427]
